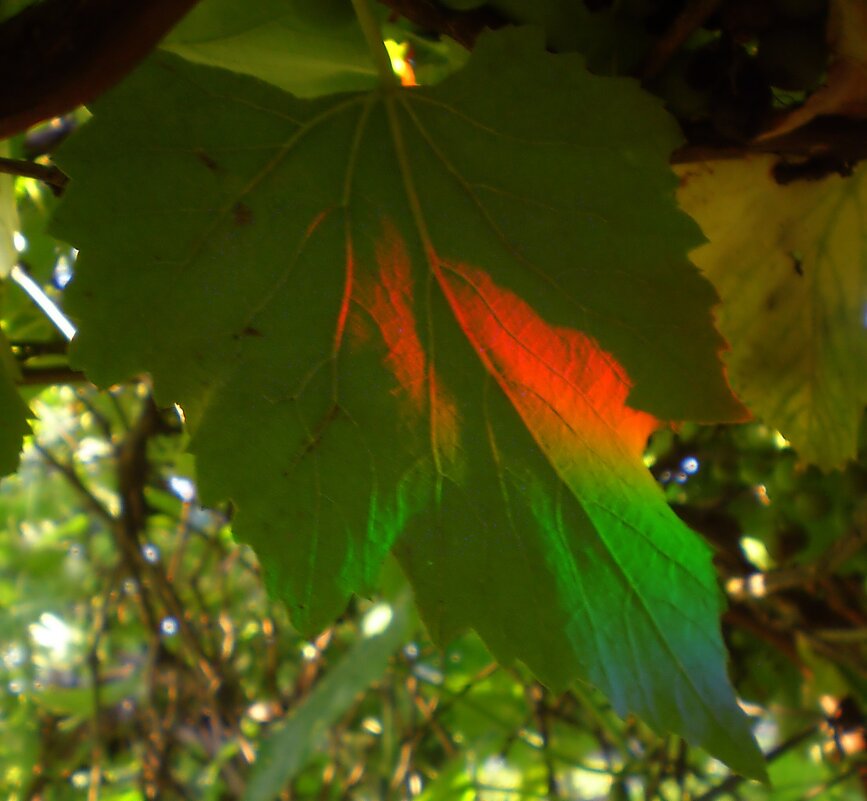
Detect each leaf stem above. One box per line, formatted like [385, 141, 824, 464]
[350, 0, 399, 89]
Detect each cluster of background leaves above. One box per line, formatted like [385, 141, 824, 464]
[2, 386, 866, 799]
[2, 384, 866, 799]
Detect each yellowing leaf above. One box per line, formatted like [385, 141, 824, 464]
[677, 156, 867, 468]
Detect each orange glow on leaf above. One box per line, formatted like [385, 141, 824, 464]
[347, 222, 655, 479]
[436, 262, 658, 466]
[385, 40, 417, 87]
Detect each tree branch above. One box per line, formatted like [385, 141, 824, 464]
[10, 339, 70, 357]
[641, 0, 724, 81]
[376, 0, 503, 48]
[0, 0, 202, 140]
[695, 725, 817, 800]
[0, 156, 68, 193]
[19, 366, 88, 386]
[672, 117, 867, 169]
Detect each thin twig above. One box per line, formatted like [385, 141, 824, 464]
[87, 634, 104, 801]
[19, 366, 88, 385]
[726, 526, 867, 601]
[530, 685, 559, 799]
[811, 628, 867, 643]
[376, 0, 503, 49]
[672, 118, 867, 166]
[34, 442, 115, 524]
[10, 339, 70, 357]
[117, 396, 224, 689]
[75, 389, 117, 446]
[0, 156, 68, 192]
[695, 724, 817, 801]
[0, 0, 203, 139]
[641, 0, 724, 81]
[804, 764, 861, 799]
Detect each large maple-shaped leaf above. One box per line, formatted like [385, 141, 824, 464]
[52, 29, 762, 775]
[677, 156, 867, 468]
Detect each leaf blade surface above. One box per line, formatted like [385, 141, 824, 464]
[52, 29, 761, 775]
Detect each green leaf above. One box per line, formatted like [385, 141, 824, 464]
[677, 156, 867, 469]
[37, 670, 142, 718]
[244, 595, 412, 801]
[0, 330, 30, 475]
[0, 140, 18, 277]
[416, 760, 476, 801]
[52, 28, 761, 776]
[162, 0, 379, 97]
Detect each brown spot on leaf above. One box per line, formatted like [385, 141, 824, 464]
[299, 405, 342, 458]
[195, 149, 219, 171]
[232, 202, 253, 226]
[233, 325, 264, 340]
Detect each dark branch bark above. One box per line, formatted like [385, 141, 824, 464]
[376, 0, 504, 48]
[0, 156, 68, 192]
[673, 117, 867, 168]
[10, 339, 69, 357]
[0, 0, 202, 140]
[19, 366, 87, 385]
[641, 0, 724, 81]
[695, 725, 818, 800]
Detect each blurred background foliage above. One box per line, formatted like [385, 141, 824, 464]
[2, 0, 867, 798]
[2, 379, 866, 799]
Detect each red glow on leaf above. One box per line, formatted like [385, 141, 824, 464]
[305, 210, 329, 236]
[436, 262, 658, 462]
[347, 222, 654, 474]
[350, 223, 459, 461]
[334, 236, 354, 354]
[353, 226, 426, 407]
[400, 64, 417, 88]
